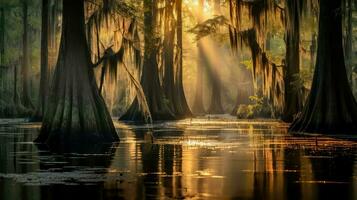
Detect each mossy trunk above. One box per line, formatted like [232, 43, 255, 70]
[207, 67, 224, 114]
[34, 0, 50, 120]
[289, 0, 357, 134]
[0, 8, 4, 95]
[0, 8, 4, 66]
[36, 0, 118, 147]
[121, 0, 175, 121]
[310, 33, 317, 73]
[282, 0, 303, 122]
[21, 1, 34, 110]
[163, 2, 177, 115]
[174, 0, 192, 118]
[13, 65, 19, 105]
[48, 0, 60, 72]
[344, 0, 353, 84]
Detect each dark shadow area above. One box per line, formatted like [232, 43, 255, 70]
[33, 142, 118, 200]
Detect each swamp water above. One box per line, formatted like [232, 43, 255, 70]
[0, 118, 356, 200]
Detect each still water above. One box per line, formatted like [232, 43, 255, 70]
[0, 118, 356, 200]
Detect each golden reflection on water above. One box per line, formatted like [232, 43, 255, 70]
[0, 119, 356, 200]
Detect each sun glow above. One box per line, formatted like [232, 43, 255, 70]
[184, 0, 212, 16]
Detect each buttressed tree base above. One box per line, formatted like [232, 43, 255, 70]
[36, 0, 118, 149]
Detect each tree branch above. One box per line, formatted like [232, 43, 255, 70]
[92, 45, 114, 68]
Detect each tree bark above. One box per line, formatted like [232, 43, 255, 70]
[344, 0, 353, 84]
[174, 0, 192, 118]
[192, 0, 206, 115]
[36, 0, 118, 147]
[121, 0, 175, 121]
[48, 0, 60, 71]
[310, 33, 316, 73]
[0, 8, 4, 93]
[207, 67, 224, 114]
[13, 64, 19, 105]
[289, 0, 357, 134]
[21, 0, 35, 110]
[49, 0, 59, 49]
[0, 7, 4, 66]
[282, 0, 303, 122]
[163, 0, 192, 119]
[34, 0, 49, 120]
[163, 1, 177, 115]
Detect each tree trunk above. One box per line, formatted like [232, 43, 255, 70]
[48, 0, 60, 72]
[49, 0, 59, 49]
[282, 0, 303, 122]
[21, 1, 34, 110]
[310, 33, 317, 73]
[163, 1, 176, 115]
[174, 0, 192, 118]
[36, 0, 118, 148]
[208, 82, 224, 114]
[13, 64, 19, 105]
[231, 65, 254, 115]
[192, 0, 206, 115]
[0, 8, 4, 93]
[207, 0, 224, 114]
[207, 67, 224, 114]
[192, 41, 206, 115]
[121, 0, 175, 121]
[161, 0, 193, 119]
[344, 0, 353, 84]
[0, 7, 4, 66]
[34, 0, 49, 120]
[289, 0, 357, 134]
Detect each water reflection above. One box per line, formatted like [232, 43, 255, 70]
[0, 119, 356, 200]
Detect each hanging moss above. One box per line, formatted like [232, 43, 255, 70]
[228, 0, 317, 118]
[84, 0, 154, 122]
[228, 0, 285, 113]
[189, 15, 228, 40]
[158, 0, 192, 117]
[230, 28, 284, 113]
[121, 0, 176, 122]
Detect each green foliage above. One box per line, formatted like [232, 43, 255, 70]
[236, 105, 254, 119]
[0, 0, 41, 117]
[241, 60, 253, 70]
[0, 0, 41, 66]
[236, 95, 273, 119]
[189, 15, 228, 40]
